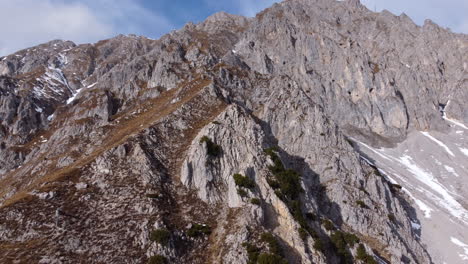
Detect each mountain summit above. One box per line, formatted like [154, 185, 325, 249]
[0, 0, 467, 263]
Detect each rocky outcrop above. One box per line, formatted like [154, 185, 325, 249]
[0, 0, 466, 263]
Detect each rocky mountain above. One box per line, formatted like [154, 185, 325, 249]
[0, 0, 467, 263]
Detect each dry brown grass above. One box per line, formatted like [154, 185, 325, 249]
[0, 77, 215, 208]
[360, 234, 391, 262]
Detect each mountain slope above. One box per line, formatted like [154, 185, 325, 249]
[0, 0, 466, 263]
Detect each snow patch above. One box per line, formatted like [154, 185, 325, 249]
[87, 82, 97, 88]
[75, 183, 88, 190]
[450, 237, 468, 260]
[35, 106, 43, 113]
[411, 221, 421, 230]
[47, 114, 55, 121]
[444, 165, 459, 177]
[398, 155, 468, 223]
[442, 101, 468, 129]
[414, 198, 433, 218]
[460, 148, 468, 157]
[421, 132, 454, 156]
[354, 140, 393, 162]
[66, 88, 83, 104]
[445, 117, 468, 130]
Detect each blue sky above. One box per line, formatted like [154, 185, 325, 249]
[0, 0, 467, 55]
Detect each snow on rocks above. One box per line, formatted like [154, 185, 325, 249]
[421, 131, 455, 156]
[451, 237, 468, 261]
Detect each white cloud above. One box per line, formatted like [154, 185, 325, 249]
[0, 0, 173, 56]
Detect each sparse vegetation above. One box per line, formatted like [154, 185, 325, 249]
[243, 242, 261, 264]
[250, 198, 261, 205]
[356, 244, 367, 260]
[257, 253, 288, 264]
[359, 187, 370, 195]
[356, 200, 368, 209]
[264, 149, 303, 200]
[261, 232, 282, 256]
[322, 219, 335, 231]
[328, 230, 361, 263]
[148, 255, 167, 264]
[237, 188, 248, 197]
[264, 147, 322, 253]
[356, 244, 377, 264]
[187, 223, 211, 237]
[313, 238, 324, 251]
[305, 212, 316, 221]
[150, 229, 171, 245]
[390, 183, 403, 193]
[298, 227, 308, 241]
[243, 233, 287, 264]
[342, 232, 360, 247]
[146, 193, 159, 199]
[200, 136, 222, 157]
[330, 231, 353, 264]
[233, 174, 256, 189]
[369, 61, 380, 74]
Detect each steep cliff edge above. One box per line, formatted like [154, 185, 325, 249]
[0, 0, 467, 263]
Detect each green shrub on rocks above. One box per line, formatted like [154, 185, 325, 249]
[313, 238, 324, 251]
[330, 231, 353, 264]
[257, 253, 288, 264]
[250, 198, 261, 205]
[200, 136, 222, 157]
[233, 173, 256, 189]
[187, 223, 211, 237]
[242, 233, 287, 264]
[305, 212, 316, 221]
[322, 219, 335, 231]
[264, 148, 302, 200]
[356, 200, 368, 209]
[150, 228, 171, 245]
[243, 242, 261, 264]
[148, 255, 167, 264]
[264, 147, 322, 255]
[356, 243, 377, 264]
[298, 227, 308, 241]
[261, 232, 282, 256]
[342, 232, 360, 247]
[237, 188, 248, 197]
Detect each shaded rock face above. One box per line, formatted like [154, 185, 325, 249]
[0, 0, 466, 263]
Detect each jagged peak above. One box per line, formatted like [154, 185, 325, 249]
[203, 11, 250, 28]
[206, 11, 245, 22]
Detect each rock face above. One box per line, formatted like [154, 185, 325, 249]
[0, 0, 466, 263]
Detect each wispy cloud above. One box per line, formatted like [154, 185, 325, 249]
[1, 0, 466, 56]
[0, 0, 173, 56]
